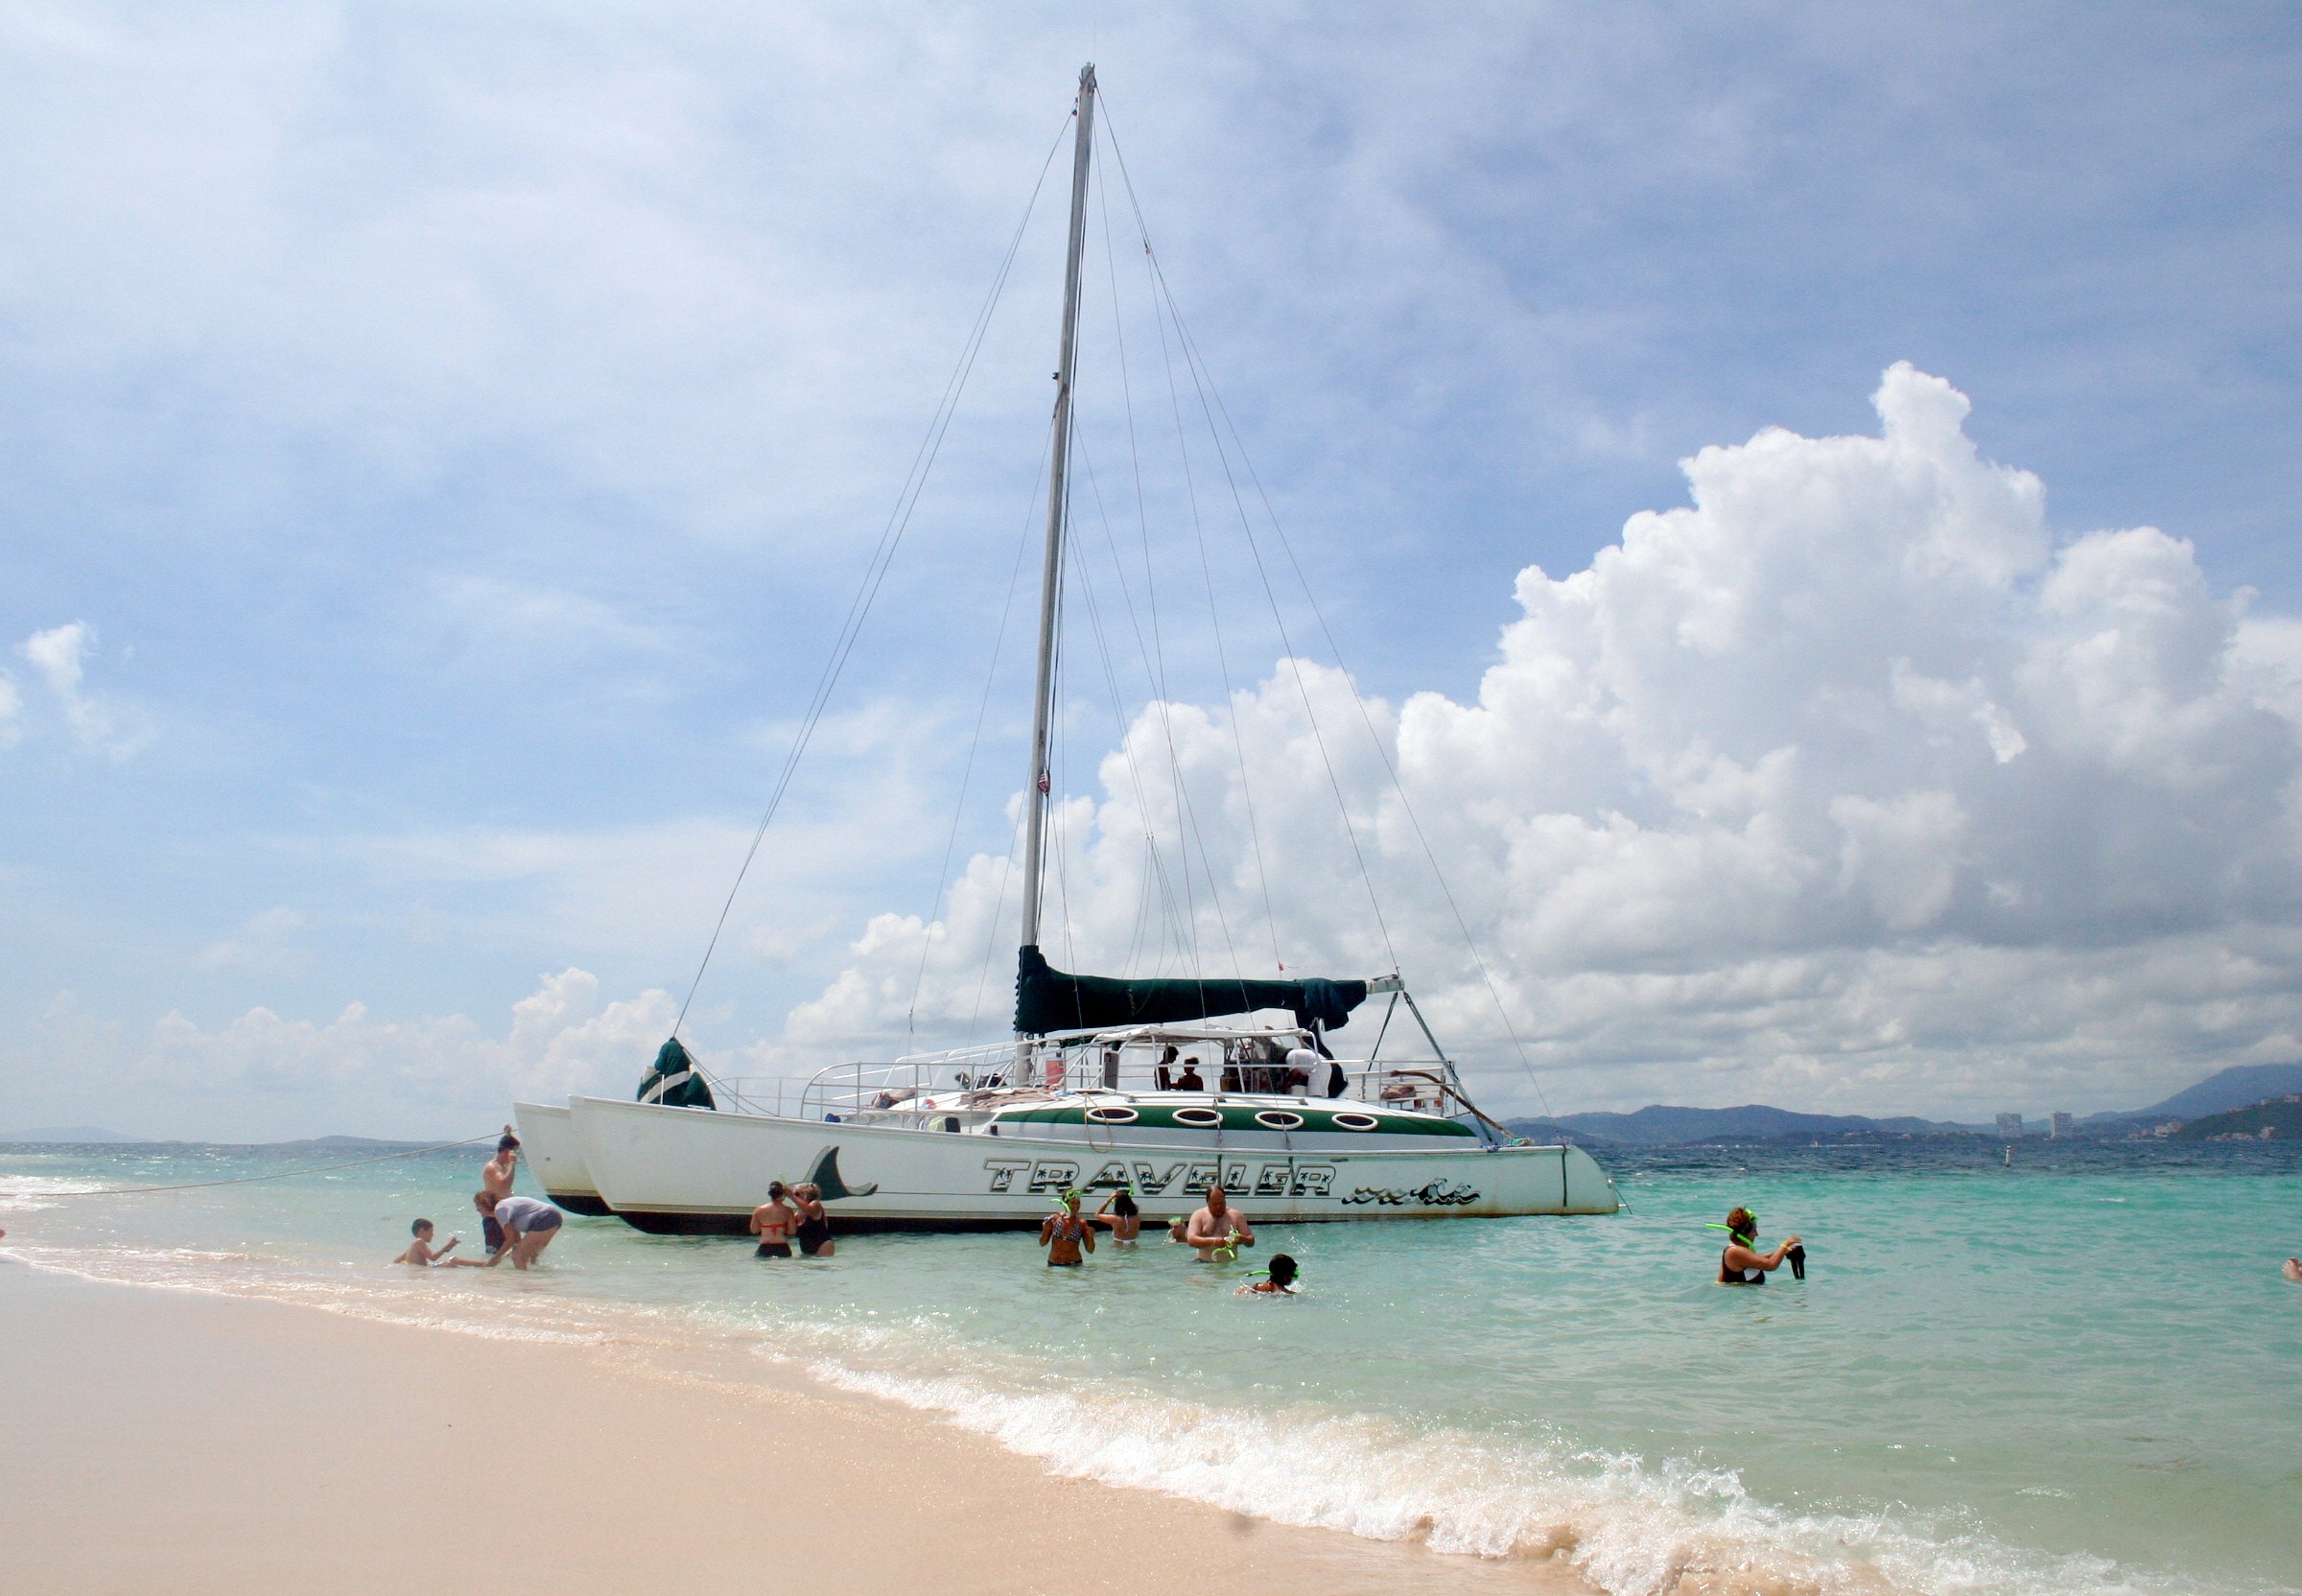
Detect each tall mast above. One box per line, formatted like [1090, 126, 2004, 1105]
[1019, 62, 1096, 959]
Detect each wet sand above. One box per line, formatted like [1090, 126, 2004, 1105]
[0, 1260, 1564, 1595]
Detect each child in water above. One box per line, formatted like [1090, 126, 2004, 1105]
[394, 1218, 460, 1266]
[1239, 1254, 1299, 1295]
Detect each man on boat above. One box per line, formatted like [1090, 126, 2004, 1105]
[1172, 1059, 1207, 1091]
[1185, 1185, 1255, 1262]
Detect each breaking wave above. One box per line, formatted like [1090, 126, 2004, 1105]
[806, 1359, 2151, 1596]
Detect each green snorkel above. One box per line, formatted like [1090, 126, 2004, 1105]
[1707, 1214, 1806, 1279]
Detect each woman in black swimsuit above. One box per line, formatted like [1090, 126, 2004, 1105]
[1717, 1207, 1802, 1284]
[792, 1183, 834, 1257]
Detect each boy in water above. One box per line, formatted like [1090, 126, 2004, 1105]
[394, 1218, 460, 1266]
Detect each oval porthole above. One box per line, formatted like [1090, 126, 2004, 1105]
[1084, 1105, 1139, 1124]
[1331, 1111, 1380, 1131]
[1254, 1110, 1304, 1130]
[1171, 1107, 1224, 1128]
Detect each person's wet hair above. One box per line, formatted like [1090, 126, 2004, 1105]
[497, 1134, 520, 1153]
[411, 1218, 433, 1235]
[1724, 1207, 1756, 1241]
[1267, 1254, 1298, 1287]
[1111, 1189, 1139, 1218]
[768, 1181, 787, 1201]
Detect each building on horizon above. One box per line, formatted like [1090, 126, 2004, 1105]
[2050, 1111, 2074, 1139]
[1995, 1113, 2022, 1138]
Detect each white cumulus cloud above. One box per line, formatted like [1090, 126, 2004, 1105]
[738, 364, 2302, 1118]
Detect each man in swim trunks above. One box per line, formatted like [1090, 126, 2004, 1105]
[479, 1134, 519, 1259]
[1040, 1189, 1095, 1267]
[474, 1190, 561, 1269]
[750, 1182, 797, 1258]
[1185, 1185, 1255, 1262]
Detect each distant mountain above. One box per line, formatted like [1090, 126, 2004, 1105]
[0, 1125, 144, 1143]
[1507, 1105, 1961, 1146]
[2168, 1096, 2302, 1140]
[2130, 1063, 2302, 1122]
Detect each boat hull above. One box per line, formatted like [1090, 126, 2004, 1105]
[569, 1095, 1619, 1232]
[511, 1101, 613, 1216]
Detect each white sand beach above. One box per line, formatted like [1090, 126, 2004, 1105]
[0, 1260, 1562, 1596]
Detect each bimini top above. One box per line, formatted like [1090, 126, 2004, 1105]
[1014, 945, 1369, 1038]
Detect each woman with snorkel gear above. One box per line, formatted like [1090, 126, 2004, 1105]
[1714, 1208, 1804, 1285]
[1040, 1189, 1096, 1267]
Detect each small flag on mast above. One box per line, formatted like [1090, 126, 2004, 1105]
[1036, 771, 1050, 793]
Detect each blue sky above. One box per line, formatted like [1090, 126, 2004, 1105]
[4, 3, 2300, 1138]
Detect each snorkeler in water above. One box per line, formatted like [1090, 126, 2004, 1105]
[1238, 1254, 1299, 1295]
[1714, 1208, 1803, 1284]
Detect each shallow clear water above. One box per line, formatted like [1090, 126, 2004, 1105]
[5, 1138, 2298, 1596]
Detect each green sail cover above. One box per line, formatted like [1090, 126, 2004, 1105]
[638, 1037, 716, 1110]
[1015, 944, 1367, 1038]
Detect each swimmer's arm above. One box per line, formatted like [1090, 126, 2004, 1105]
[1081, 1226, 1094, 1254]
[1038, 1217, 1054, 1248]
[482, 1224, 521, 1266]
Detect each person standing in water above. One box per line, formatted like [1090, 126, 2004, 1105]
[1186, 1185, 1255, 1261]
[1092, 1188, 1141, 1242]
[1040, 1189, 1095, 1267]
[1717, 1208, 1802, 1285]
[790, 1184, 834, 1257]
[749, 1183, 797, 1259]
[479, 1134, 520, 1259]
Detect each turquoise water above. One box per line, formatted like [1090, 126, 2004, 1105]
[5, 1138, 2299, 1595]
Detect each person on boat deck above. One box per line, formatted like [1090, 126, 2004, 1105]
[474, 1191, 561, 1270]
[1716, 1208, 1801, 1285]
[1284, 1045, 1342, 1098]
[1172, 1059, 1206, 1091]
[791, 1184, 834, 1257]
[1186, 1185, 1256, 1262]
[749, 1182, 797, 1259]
[1040, 1189, 1095, 1267]
[479, 1134, 520, 1258]
[1092, 1188, 1141, 1242]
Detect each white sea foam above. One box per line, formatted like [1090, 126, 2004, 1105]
[805, 1360, 2153, 1596]
[0, 1176, 112, 1211]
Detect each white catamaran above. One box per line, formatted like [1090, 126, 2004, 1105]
[516, 67, 1618, 1232]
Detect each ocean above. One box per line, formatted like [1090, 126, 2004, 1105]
[5, 1136, 2298, 1596]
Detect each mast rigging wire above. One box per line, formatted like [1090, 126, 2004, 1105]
[670, 111, 1073, 1042]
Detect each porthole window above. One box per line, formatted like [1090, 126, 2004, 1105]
[1084, 1105, 1139, 1124]
[1172, 1107, 1224, 1128]
[1254, 1110, 1304, 1130]
[1331, 1111, 1380, 1131]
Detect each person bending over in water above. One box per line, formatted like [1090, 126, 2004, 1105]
[474, 1191, 562, 1269]
[750, 1182, 797, 1258]
[394, 1218, 460, 1266]
[1186, 1185, 1255, 1262]
[2284, 1256, 2302, 1283]
[1092, 1188, 1141, 1242]
[1717, 1208, 1801, 1285]
[1040, 1189, 1095, 1267]
[1239, 1254, 1298, 1295]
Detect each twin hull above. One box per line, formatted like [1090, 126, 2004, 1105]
[564, 1094, 1619, 1232]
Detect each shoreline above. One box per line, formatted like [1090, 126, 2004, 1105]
[0, 1257, 1562, 1596]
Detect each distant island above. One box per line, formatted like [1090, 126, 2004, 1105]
[1506, 1061, 2302, 1148]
